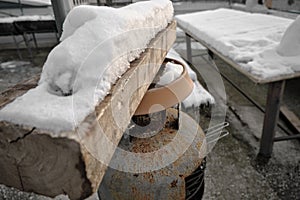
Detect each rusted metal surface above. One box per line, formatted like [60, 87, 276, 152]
[99, 108, 206, 200]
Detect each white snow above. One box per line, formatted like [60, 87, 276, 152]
[176, 8, 300, 80]
[277, 16, 300, 57]
[0, 15, 54, 23]
[0, 0, 173, 133]
[0, 61, 30, 69]
[166, 49, 215, 107]
[157, 62, 183, 86]
[1, 0, 51, 6]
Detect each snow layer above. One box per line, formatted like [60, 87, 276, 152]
[1, 0, 51, 6]
[0, 15, 54, 23]
[176, 8, 300, 80]
[0, 0, 173, 133]
[166, 49, 215, 107]
[0, 61, 30, 69]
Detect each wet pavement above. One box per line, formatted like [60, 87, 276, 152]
[0, 1, 300, 199]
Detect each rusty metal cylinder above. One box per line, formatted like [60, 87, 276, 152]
[98, 108, 206, 200]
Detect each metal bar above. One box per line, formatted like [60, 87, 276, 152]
[32, 33, 38, 50]
[22, 32, 33, 59]
[259, 81, 285, 158]
[280, 105, 300, 133]
[18, 0, 24, 15]
[208, 49, 214, 60]
[50, 0, 72, 37]
[274, 134, 300, 142]
[12, 35, 22, 59]
[185, 33, 192, 64]
[209, 61, 294, 136]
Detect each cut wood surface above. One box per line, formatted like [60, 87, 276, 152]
[0, 20, 176, 200]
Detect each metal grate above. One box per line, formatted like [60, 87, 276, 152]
[185, 159, 206, 200]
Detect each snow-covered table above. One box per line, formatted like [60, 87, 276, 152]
[176, 8, 300, 157]
[0, 15, 57, 58]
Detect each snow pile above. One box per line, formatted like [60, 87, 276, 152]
[277, 16, 300, 57]
[176, 8, 300, 80]
[0, 0, 173, 133]
[166, 49, 215, 107]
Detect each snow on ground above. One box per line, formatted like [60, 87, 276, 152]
[166, 49, 215, 108]
[1, 0, 51, 6]
[176, 8, 300, 80]
[0, 15, 54, 23]
[0, 61, 31, 69]
[0, 0, 173, 133]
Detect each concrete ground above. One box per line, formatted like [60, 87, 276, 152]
[0, 1, 299, 200]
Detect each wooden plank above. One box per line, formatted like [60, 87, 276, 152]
[280, 105, 300, 133]
[0, 75, 39, 110]
[259, 80, 285, 157]
[178, 23, 300, 85]
[0, 20, 176, 199]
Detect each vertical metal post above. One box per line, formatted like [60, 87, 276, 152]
[18, 0, 24, 15]
[12, 35, 22, 59]
[51, 0, 73, 37]
[185, 33, 192, 64]
[259, 80, 285, 158]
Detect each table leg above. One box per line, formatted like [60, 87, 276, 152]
[259, 80, 285, 158]
[185, 33, 192, 63]
[208, 49, 214, 60]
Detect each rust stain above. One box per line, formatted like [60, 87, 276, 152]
[131, 186, 153, 200]
[130, 127, 177, 153]
[170, 179, 178, 188]
[131, 186, 137, 194]
[143, 172, 155, 183]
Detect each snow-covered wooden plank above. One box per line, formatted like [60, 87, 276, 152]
[0, 20, 176, 200]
